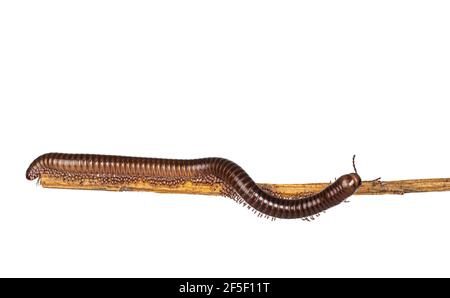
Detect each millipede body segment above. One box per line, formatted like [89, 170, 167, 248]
[26, 153, 362, 219]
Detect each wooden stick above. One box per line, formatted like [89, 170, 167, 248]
[39, 174, 450, 197]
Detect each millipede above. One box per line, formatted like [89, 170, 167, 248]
[26, 153, 362, 220]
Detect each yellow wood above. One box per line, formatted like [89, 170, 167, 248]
[39, 174, 450, 197]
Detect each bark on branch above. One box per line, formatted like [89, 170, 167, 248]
[38, 174, 450, 197]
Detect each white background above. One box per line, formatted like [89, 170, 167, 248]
[1, 1, 449, 277]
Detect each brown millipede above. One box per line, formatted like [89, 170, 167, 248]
[26, 153, 362, 220]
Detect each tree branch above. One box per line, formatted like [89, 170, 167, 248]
[38, 174, 450, 197]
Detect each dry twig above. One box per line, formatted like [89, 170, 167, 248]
[39, 174, 450, 197]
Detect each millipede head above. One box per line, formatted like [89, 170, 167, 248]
[336, 155, 362, 195]
[339, 173, 362, 195]
[352, 155, 362, 186]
